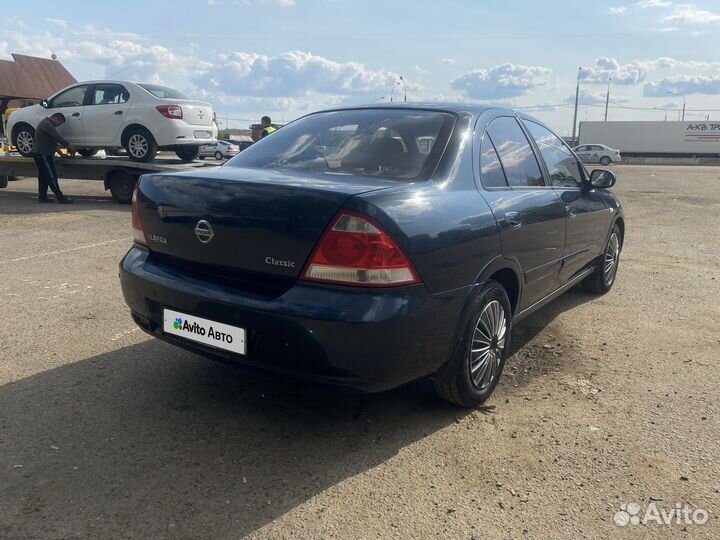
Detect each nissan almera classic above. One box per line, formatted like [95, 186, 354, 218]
[120, 104, 624, 407]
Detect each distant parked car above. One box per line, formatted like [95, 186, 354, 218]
[121, 104, 624, 407]
[8, 81, 217, 162]
[199, 140, 242, 160]
[574, 144, 621, 166]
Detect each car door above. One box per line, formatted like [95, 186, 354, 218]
[477, 116, 566, 311]
[574, 145, 590, 162]
[522, 119, 611, 283]
[46, 84, 91, 143]
[82, 84, 132, 145]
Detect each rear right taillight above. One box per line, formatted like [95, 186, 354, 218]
[301, 211, 420, 287]
[131, 185, 147, 246]
[156, 105, 183, 119]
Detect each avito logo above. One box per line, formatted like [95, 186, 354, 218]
[172, 316, 233, 344]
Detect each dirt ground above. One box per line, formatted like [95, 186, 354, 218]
[0, 165, 718, 540]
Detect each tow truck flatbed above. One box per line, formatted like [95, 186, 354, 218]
[0, 154, 220, 203]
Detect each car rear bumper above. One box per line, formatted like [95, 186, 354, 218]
[119, 246, 465, 392]
[152, 122, 218, 147]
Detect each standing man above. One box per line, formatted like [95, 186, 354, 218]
[33, 112, 74, 203]
[260, 116, 276, 139]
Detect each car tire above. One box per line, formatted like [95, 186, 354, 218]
[583, 224, 622, 294]
[108, 171, 137, 204]
[599, 156, 612, 166]
[176, 146, 200, 161]
[78, 149, 98, 157]
[13, 124, 35, 157]
[214, 151, 223, 160]
[433, 280, 512, 407]
[124, 128, 157, 162]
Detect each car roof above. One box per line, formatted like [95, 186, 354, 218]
[320, 101, 500, 116]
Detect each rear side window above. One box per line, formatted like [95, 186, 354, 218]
[486, 117, 544, 187]
[524, 120, 583, 188]
[480, 134, 508, 188]
[138, 83, 189, 100]
[228, 109, 456, 181]
[91, 84, 129, 105]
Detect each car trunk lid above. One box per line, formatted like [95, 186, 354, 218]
[136, 167, 398, 291]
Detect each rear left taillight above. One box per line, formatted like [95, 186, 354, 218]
[131, 185, 147, 246]
[301, 211, 420, 287]
[156, 105, 183, 119]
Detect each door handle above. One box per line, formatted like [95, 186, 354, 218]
[566, 205, 577, 220]
[114, 111, 123, 115]
[71, 112, 80, 117]
[505, 211, 522, 229]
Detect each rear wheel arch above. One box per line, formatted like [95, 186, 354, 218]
[121, 123, 152, 147]
[488, 267, 520, 315]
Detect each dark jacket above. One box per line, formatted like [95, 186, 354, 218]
[33, 118, 70, 156]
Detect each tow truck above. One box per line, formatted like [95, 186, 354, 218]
[0, 153, 221, 203]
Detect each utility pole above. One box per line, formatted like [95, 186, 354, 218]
[667, 90, 686, 122]
[604, 77, 612, 122]
[400, 76, 407, 102]
[571, 67, 582, 144]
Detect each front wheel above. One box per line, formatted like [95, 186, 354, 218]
[599, 156, 612, 166]
[13, 124, 35, 157]
[124, 128, 157, 162]
[583, 224, 622, 294]
[214, 151, 223, 160]
[78, 148, 98, 157]
[433, 281, 512, 407]
[176, 146, 200, 161]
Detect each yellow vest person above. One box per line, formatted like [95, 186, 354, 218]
[260, 116, 276, 139]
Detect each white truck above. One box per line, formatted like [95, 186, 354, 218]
[578, 121, 720, 157]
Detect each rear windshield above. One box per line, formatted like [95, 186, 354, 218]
[227, 109, 456, 181]
[138, 83, 189, 100]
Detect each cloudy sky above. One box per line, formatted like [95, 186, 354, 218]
[3, 0, 720, 134]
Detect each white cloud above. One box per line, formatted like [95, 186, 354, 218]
[664, 5, 720, 24]
[197, 50, 413, 98]
[441, 58, 456, 65]
[451, 63, 551, 100]
[579, 57, 652, 85]
[609, 7, 628, 14]
[644, 74, 720, 96]
[564, 89, 629, 105]
[46, 18, 68, 29]
[636, 0, 672, 8]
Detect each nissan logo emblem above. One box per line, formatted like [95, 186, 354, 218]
[194, 220, 214, 244]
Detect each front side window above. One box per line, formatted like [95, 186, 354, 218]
[227, 109, 456, 181]
[486, 117, 544, 188]
[50, 85, 89, 108]
[525, 120, 583, 188]
[480, 134, 508, 188]
[91, 84, 129, 105]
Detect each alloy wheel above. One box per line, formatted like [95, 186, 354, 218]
[469, 300, 507, 390]
[128, 134, 149, 159]
[16, 131, 34, 154]
[603, 232, 620, 285]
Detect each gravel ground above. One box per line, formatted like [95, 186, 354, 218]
[0, 165, 718, 540]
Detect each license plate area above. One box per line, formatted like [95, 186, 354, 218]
[163, 308, 246, 355]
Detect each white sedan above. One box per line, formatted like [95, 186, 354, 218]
[8, 81, 218, 162]
[573, 144, 622, 166]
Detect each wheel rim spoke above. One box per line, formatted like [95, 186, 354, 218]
[469, 300, 507, 391]
[603, 233, 620, 283]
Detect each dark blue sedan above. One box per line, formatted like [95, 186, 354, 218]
[120, 104, 624, 407]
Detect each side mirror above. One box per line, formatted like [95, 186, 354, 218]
[41, 100, 49, 108]
[590, 169, 617, 189]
